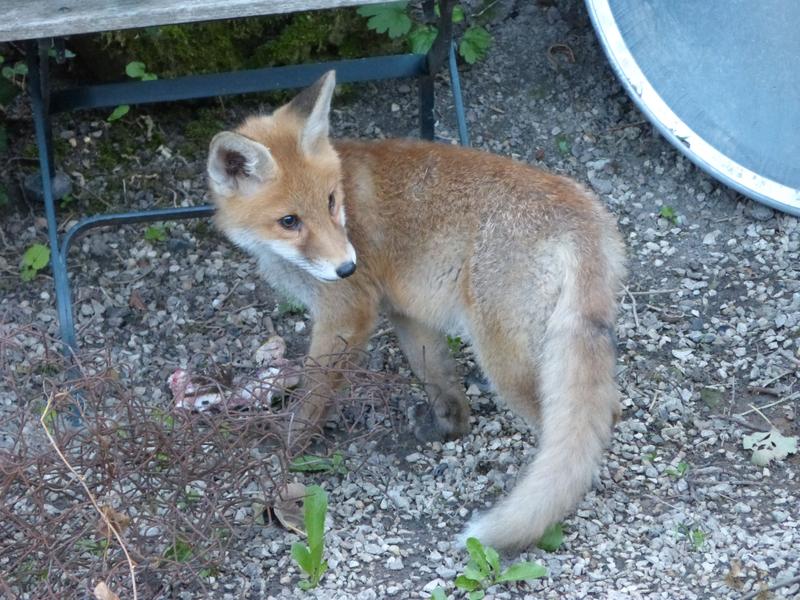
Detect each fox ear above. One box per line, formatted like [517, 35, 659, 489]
[288, 70, 336, 155]
[207, 131, 276, 197]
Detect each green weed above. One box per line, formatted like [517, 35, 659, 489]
[291, 485, 328, 590]
[455, 537, 547, 599]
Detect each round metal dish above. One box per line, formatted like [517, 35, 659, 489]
[585, 0, 800, 215]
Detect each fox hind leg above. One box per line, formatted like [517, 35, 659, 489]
[389, 312, 471, 442]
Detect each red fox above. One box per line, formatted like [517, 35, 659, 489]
[207, 71, 626, 550]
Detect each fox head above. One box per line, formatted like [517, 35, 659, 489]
[207, 71, 356, 282]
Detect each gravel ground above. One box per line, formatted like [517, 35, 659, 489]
[2, 2, 799, 599]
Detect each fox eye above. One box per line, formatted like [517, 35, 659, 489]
[328, 193, 336, 214]
[279, 215, 300, 230]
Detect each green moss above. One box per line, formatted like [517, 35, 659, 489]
[83, 9, 395, 81]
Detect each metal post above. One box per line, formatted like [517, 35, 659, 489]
[27, 39, 78, 353]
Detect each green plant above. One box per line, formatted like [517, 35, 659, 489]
[429, 587, 447, 600]
[291, 485, 328, 590]
[677, 524, 706, 551]
[75, 537, 110, 556]
[164, 538, 193, 562]
[290, 452, 347, 475]
[20, 243, 50, 281]
[555, 133, 571, 156]
[358, 2, 492, 64]
[665, 461, 689, 478]
[455, 537, 547, 599]
[446, 335, 463, 354]
[108, 61, 158, 122]
[659, 205, 678, 225]
[536, 523, 564, 552]
[144, 224, 168, 242]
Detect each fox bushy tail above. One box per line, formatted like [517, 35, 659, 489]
[462, 247, 621, 550]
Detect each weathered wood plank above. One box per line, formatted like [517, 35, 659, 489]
[0, 0, 388, 42]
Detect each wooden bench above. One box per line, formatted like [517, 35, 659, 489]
[3, 0, 468, 353]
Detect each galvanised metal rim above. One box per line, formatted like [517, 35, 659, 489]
[585, 0, 800, 217]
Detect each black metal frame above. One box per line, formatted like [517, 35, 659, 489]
[25, 1, 469, 354]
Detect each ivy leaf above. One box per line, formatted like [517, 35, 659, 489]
[125, 61, 146, 78]
[22, 243, 50, 270]
[537, 522, 564, 552]
[409, 25, 438, 55]
[742, 429, 798, 466]
[496, 561, 548, 583]
[107, 105, 130, 122]
[459, 26, 492, 64]
[357, 2, 412, 39]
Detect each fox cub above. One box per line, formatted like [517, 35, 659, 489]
[207, 71, 626, 550]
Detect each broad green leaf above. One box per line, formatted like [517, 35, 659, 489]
[459, 26, 492, 64]
[20, 266, 36, 282]
[409, 25, 438, 55]
[468, 591, 485, 600]
[107, 104, 130, 122]
[496, 561, 548, 583]
[304, 485, 327, 565]
[141, 72, 158, 81]
[484, 545, 501, 577]
[357, 3, 412, 39]
[465, 537, 488, 574]
[463, 562, 486, 582]
[291, 542, 313, 574]
[429, 587, 447, 600]
[742, 429, 798, 466]
[452, 5, 465, 23]
[126, 61, 146, 78]
[1, 66, 14, 79]
[14, 62, 28, 76]
[454, 575, 481, 591]
[298, 579, 313, 590]
[537, 522, 564, 552]
[289, 453, 345, 473]
[22, 243, 50, 270]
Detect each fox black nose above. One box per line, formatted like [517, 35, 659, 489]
[336, 261, 356, 279]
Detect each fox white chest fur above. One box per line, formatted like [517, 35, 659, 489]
[207, 71, 626, 551]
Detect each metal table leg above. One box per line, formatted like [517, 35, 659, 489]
[27, 40, 77, 354]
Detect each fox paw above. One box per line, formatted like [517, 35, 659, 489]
[411, 394, 470, 442]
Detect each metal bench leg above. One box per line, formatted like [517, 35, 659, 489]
[27, 40, 78, 355]
[422, 0, 470, 146]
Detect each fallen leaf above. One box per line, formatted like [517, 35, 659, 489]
[255, 335, 287, 366]
[272, 482, 307, 536]
[97, 505, 130, 537]
[128, 289, 146, 311]
[742, 429, 798, 466]
[93, 582, 120, 600]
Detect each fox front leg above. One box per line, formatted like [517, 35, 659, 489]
[287, 302, 376, 449]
